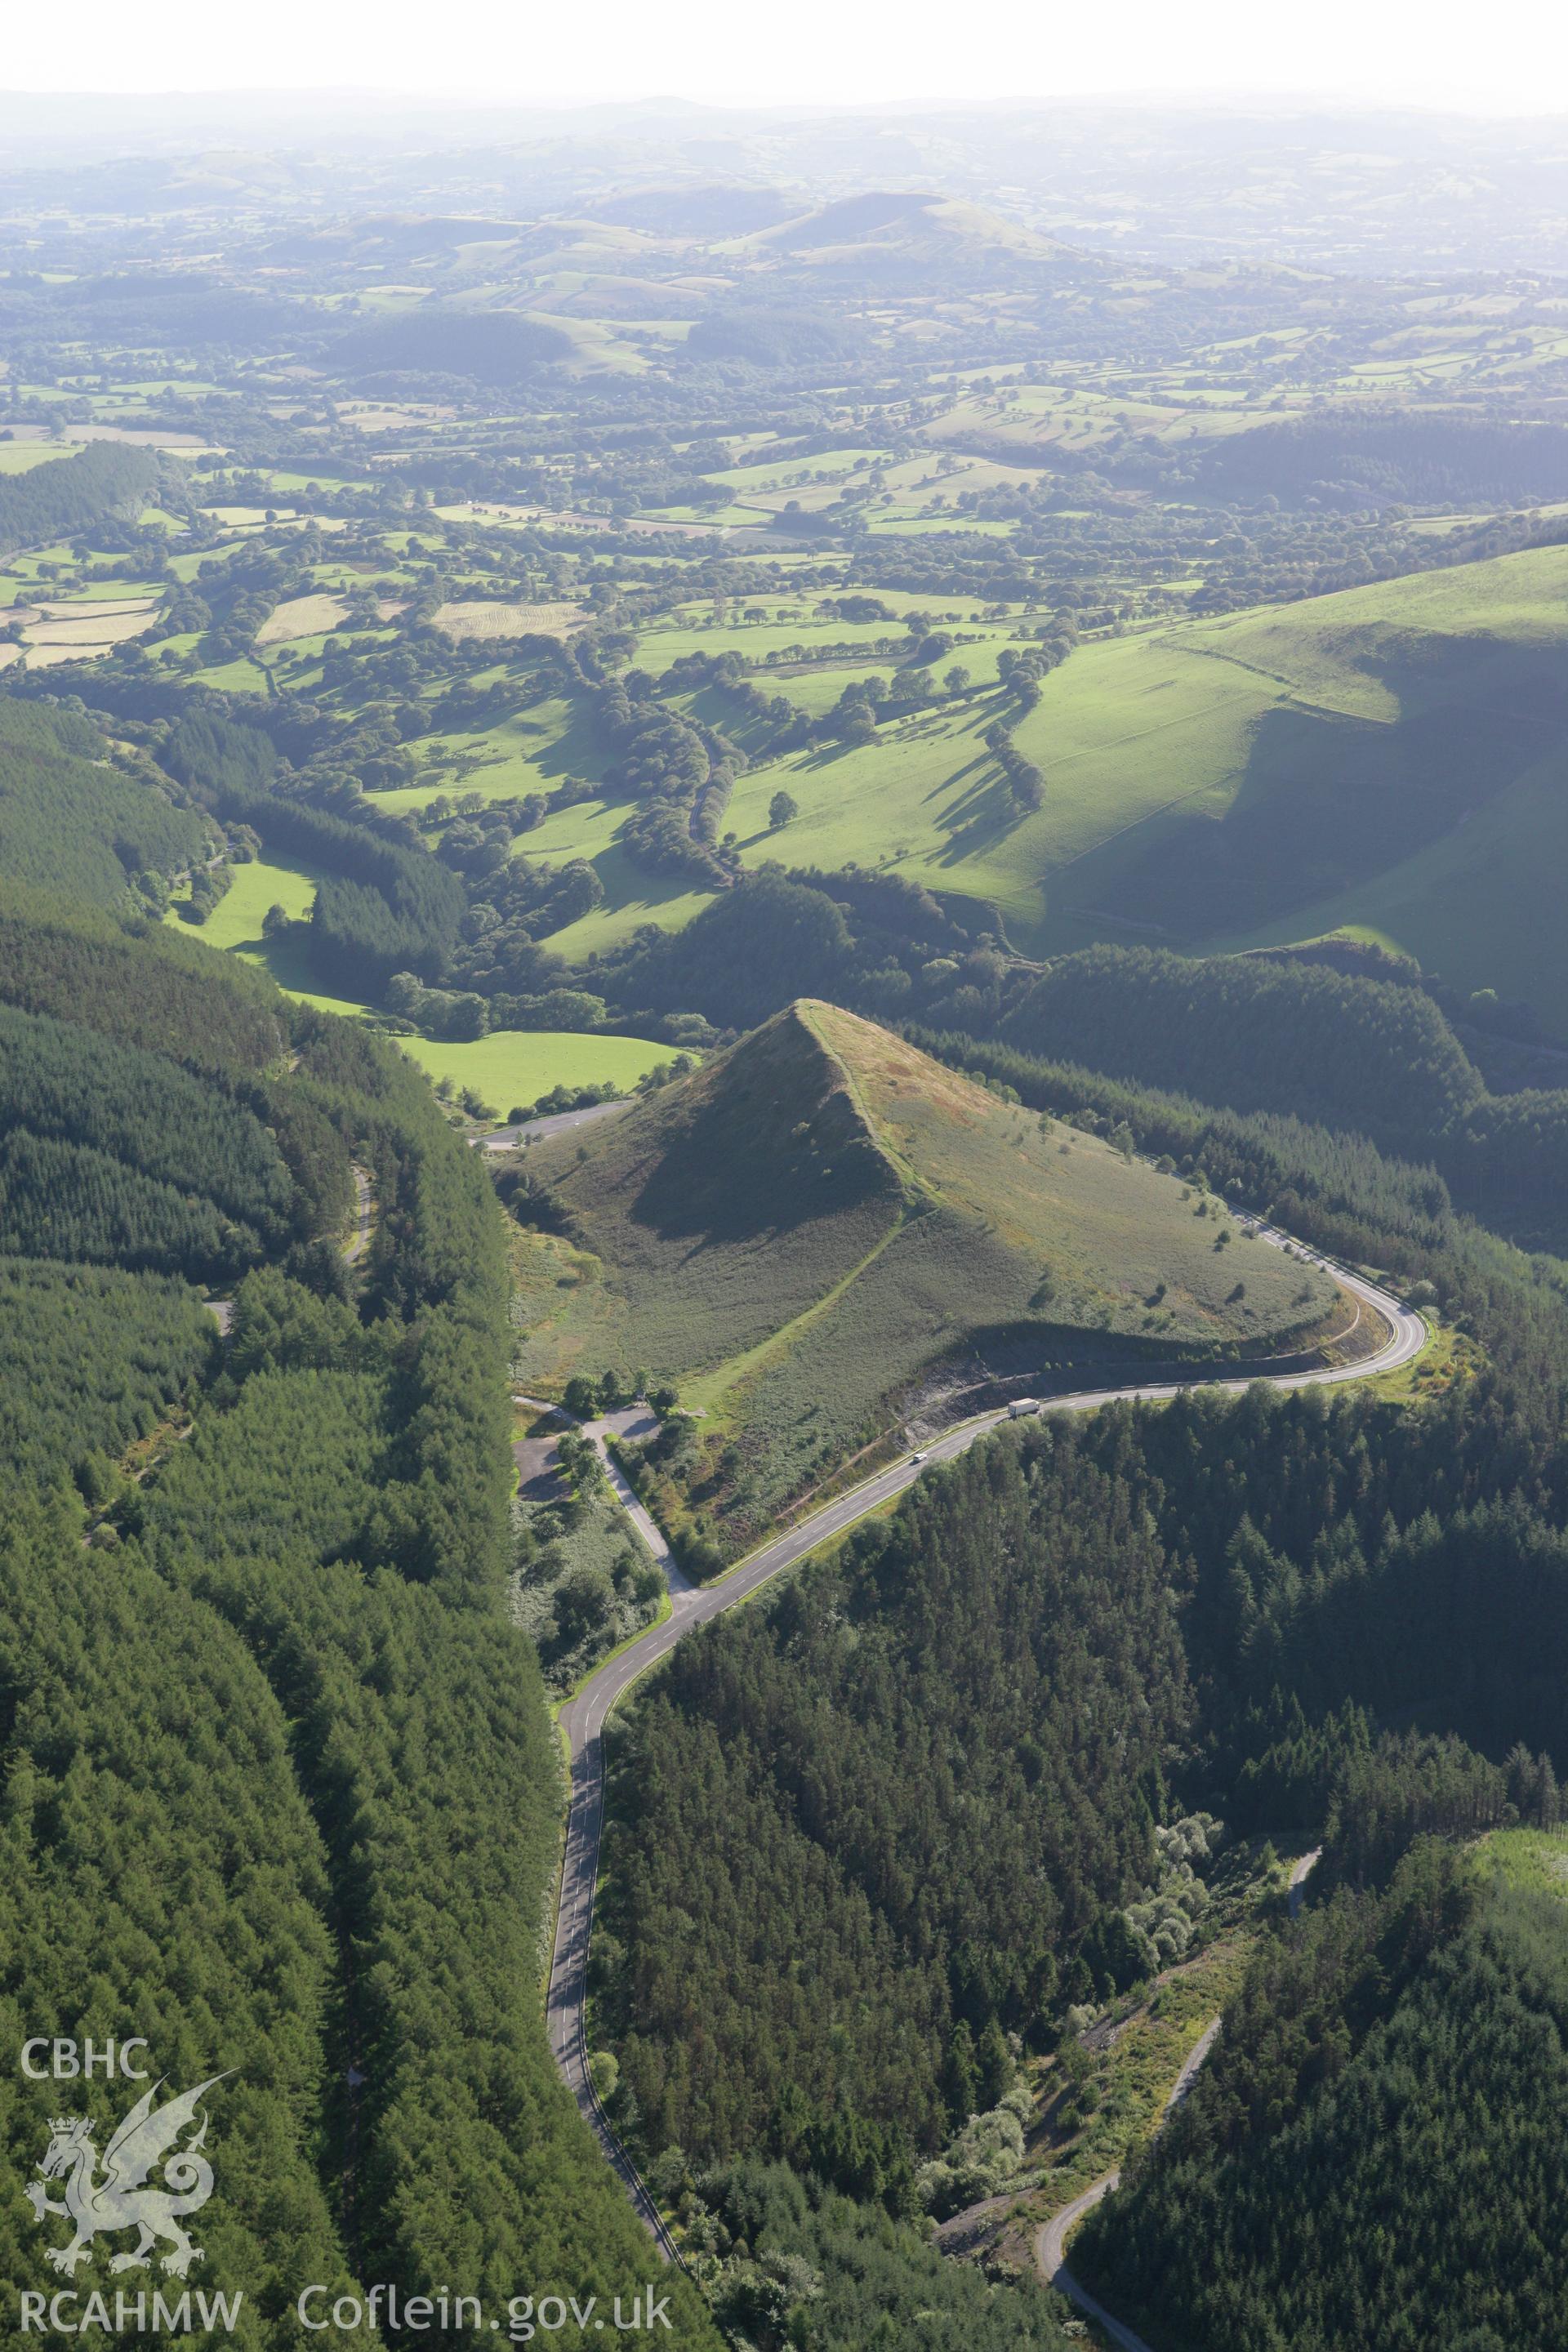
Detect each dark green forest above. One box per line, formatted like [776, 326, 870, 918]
[0, 879, 719, 2350]
[0, 697, 211, 912]
[0, 440, 162, 555]
[666, 2155, 1074, 2351]
[0, 871, 285, 1064]
[0, 1258, 212, 1483]
[598, 1354, 1568, 2180]
[0, 1000, 292, 1229]
[1072, 1843, 1568, 2350]
[599, 1439, 1188, 2170]
[595, 1038, 1568, 2340]
[997, 943, 1568, 1239]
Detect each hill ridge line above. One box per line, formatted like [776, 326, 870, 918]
[794, 997, 933, 1205]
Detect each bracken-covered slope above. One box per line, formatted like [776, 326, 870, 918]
[511, 1001, 1343, 1532]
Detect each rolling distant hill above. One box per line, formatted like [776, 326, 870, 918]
[510, 1001, 1342, 1542]
[742, 189, 1077, 270]
[715, 189, 1094, 299]
[1036, 546, 1568, 1022]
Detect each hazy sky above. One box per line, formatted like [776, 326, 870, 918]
[5, 0, 1568, 113]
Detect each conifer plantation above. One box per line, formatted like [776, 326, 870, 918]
[0, 883, 719, 2349]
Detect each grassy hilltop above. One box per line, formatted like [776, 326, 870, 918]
[510, 1001, 1342, 1540]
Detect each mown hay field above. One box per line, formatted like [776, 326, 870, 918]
[431, 598, 585, 641]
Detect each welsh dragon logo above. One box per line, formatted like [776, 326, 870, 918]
[24, 2075, 229, 2280]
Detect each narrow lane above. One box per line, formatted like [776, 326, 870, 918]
[1037, 1848, 1325, 2334]
[343, 1164, 372, 1263]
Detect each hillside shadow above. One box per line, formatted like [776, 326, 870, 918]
[510, 698, 608, 784]
[219, 920, 352, 1004]
[627, 1022, 901, 1244]
[1085, 631, 1568, 940]
[679, 683, 786, 760]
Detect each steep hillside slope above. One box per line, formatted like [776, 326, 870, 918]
[510, 1002, 1342, 1540]
[1044, 546, 1568, 1016]
[998, 943, 1568, 1245]
[715, 544, 1568, 1031]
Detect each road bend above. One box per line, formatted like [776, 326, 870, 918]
[546, 1231, 1425, 2258]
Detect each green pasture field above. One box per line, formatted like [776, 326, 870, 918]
[684, 545, 1568, 1027]
[645, 585, 1027, 629]
[167, 858, 685, 1106]
[166, 853, 322, 972]
[112, 377, 224, 397]
[1221, 743, 1568, 1019]
[1169, 545, 1568, 1019]
[47, 579, 166, 604]
[0, 547, 78, 599]
[369, 698, 608, 816]
[377, 530, 449, 557]
[634, 615, 898, 666]
[212, 466, 378, 495]
[254, 592, 349, 644]
[282, 985, 377, 1020]
[639, 501, 772, 527]
[544, 854, 716, 959]
[715, 635, 1275, 947]
[866, 514, 1015, 537]
[703, 447, 890, 493]
[662, 628, 1027, 715]
[166, 542, 247, 582]
[1, 564, 166, 608]
[0, 443, 71, 474]
[190, 655, 269, 693]
[354, 579, 1364, 965]
[1188, 542, 1568, 695]
[163, 854, 374, 1018]
[154, 632, 203, 665]
[377, 786, 639, 888]
[923, 381, 1263, 457]
[734, 664, 901, 718]
[397, 1027, 686, 1116]
[532, 313, 652, 376]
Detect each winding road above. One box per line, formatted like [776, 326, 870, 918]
[544, 1227, 1424, 2270]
